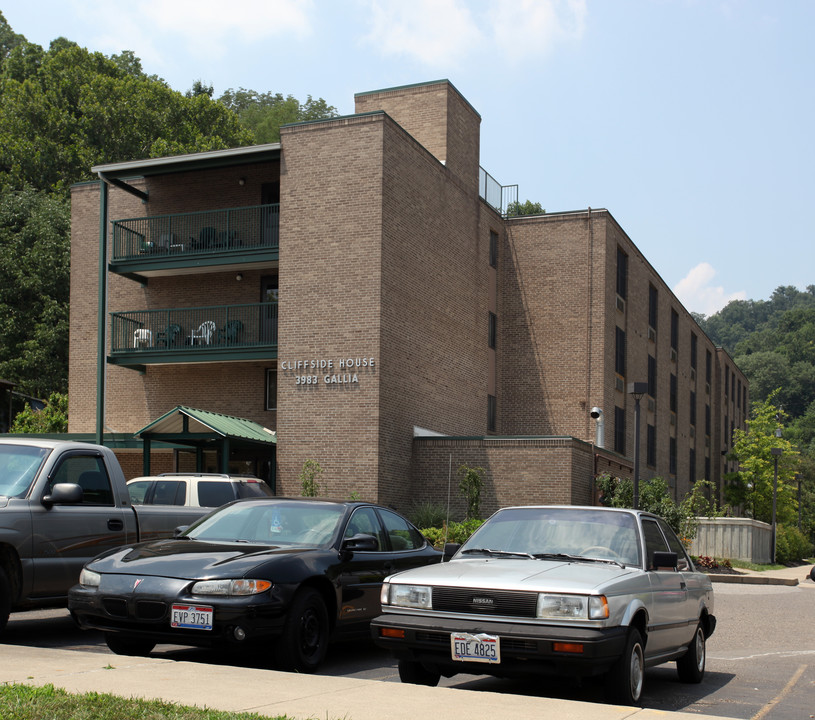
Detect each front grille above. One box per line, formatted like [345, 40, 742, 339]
[135, 600, 167, 620]
[102, 598, 128, 618]
[432, 587, 538, 618]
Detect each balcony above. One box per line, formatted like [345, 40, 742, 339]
[109, 302, 277, 370]
[110, 204, 279, 281]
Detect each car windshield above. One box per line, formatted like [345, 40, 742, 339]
[460, 507, 642, 567]
[0, 444, 49, 498]
[185, 500, 345, 546]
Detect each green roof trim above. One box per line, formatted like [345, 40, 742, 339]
[135, 406, 276, 445]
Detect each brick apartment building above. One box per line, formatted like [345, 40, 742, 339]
[68, 79, 748, 517]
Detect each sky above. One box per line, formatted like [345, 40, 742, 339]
[3, 0, 813, 316]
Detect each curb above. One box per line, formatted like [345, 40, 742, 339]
[708, 574, 800, 586]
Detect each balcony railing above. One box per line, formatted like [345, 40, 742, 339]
[110, 303, 277, 357]
[111, 204, 279, 262]
[478, 167, 518, 216]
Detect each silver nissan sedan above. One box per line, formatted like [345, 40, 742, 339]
[371, 505, 716, 705]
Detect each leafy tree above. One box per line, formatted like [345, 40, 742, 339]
[457, 464, 485, 520]
[11, 391, 67, 432]
[0, 11, 25, 71]
[505, 199, 545, 217]
[724, 394, 800, 524]
[218, 88, 338, 143]
[0, 187, 69, 396]
[299, 459, 323, 497]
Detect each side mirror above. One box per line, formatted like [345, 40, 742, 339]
[651, 550, 678, 571]
[342, 533, 379, 553]
[443, 542, 461, 561]
[42, 483, 83, 507]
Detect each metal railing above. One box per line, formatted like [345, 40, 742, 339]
[478, 167, 518, 216]
[111, 204, 279, 262]
[111, 302, 278, 353]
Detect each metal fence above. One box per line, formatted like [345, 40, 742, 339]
[112, 204, 279, 261]
[111, 302, 278, 353]
[478, 167, 518, 216]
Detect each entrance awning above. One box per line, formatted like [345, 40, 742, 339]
[134, 405, 276, 474]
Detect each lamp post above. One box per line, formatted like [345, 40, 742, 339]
[771, 446, 782, 564]
[628, 382, 648, 510]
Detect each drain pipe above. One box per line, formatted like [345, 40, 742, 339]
[590, 407, 604, 448]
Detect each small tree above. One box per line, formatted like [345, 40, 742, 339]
[299, 459, 323, 497]
[505, 199, 545, 217]
[11, 392, 67, 433]
[457, 464, 485, 520]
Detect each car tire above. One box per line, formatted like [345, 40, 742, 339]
[606, 627, 645, 705]
[676, 622, 706, 683]
[0, 567, 11, 635]
[104, 633, 156, 657]
[274, 587, 329, 673]
[397, 659, 441, 687]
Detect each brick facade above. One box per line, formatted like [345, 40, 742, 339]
[68, 79, 747, 516]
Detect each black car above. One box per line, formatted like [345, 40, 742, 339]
[68, 497, 441, 671]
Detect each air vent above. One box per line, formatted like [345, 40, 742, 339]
[647, 398, 656, 413]
[690, 368, 696, 382]
[616, 295, 626, 313]
[670, 413, 676, 426]
[647, 326, 656, 342]
[615, 376, 624, 393]
[670, 348, 677, 363]
[705, 382, 710, 395]
[690, 425, 696, 438]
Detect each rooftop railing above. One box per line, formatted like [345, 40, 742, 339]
[479, 167, 518, 216]
[111, 204, 279, 262]
[111, 302, 278, 355]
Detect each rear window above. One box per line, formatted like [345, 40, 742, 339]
[235, 480, 274, 499]
[196, 481, 238, 507]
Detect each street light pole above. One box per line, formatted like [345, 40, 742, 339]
[771, 447, 782, 564]
[628, 382, 648, 511]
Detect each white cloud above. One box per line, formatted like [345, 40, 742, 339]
[361, 0, 482, 66]
[360, 0, 585, 67]
[673, 262, 746, 317]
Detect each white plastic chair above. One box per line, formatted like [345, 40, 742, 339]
[189, 321, 216, 345]
[133, 329, 153, 348]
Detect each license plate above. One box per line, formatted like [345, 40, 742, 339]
[171, 604, 213, 630]
[451, 632, 500, 664]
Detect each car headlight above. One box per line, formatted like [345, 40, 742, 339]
[382, 583, 433, 609]
[79, 568, 101, 588]
[191, 579, 272, 596]
[536, 593, 608, 620]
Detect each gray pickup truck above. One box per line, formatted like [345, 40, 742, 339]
[0, 437, 210, 634]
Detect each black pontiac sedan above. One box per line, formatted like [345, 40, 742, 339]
[69, 498, 440, 671]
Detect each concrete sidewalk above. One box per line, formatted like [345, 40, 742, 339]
[708, 562, 815, 586]
[0, 645, 736, 720]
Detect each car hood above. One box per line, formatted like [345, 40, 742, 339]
[88, 539, 324, 579]
[387, 557, 639, 593]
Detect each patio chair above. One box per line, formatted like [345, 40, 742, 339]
[157, 323, 183, 348]
[189, 321, 216, 346]
[133, 328, 153, 348]
[218, 320, 243, 345]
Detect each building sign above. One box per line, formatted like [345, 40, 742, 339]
[279, 357, 376, 387]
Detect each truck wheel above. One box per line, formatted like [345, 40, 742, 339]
[398, 659, 441, 686]
[274, 587, 329, 673]
[0, 568, 11, 635]
[676, 622, 706, 683]
[104, 633, 156, 656]
[606, 627, 645, 705]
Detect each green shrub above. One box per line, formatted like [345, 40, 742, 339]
[421, 518, 485, 549]
[775, 524, 814, 564]
[408, 501, 449, 529]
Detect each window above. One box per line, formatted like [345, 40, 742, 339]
[743, 386, 748, 411]
[705, 457, 711, 483]
[614, 406, 626, 455]
[487, 395, 496, 432]
[705, 404, 711, 436]
[265, 368, 277, 411]
[670, 373, 677, 413]
[488, 312, 497, 349]
[648, 284, 658, 331]
[725, 368, 729, 397]
[489, 230, 498, 267]
[616, 247, 628, 299]
[690, 332, 698, 370]
[690, 391, 697, 426]
[706, 350, 712, 385]
[615, 327, 626, 377]
[689, 449, 696, 483]
[642, 518, 669, 570]
[670, 309, 678, 351]
[737, 379, 741, 408]
[657, 517, 692, 571]
[378, 508, 425, 551]
[345, 507, 385, 549]
[646, 423, 656, 467]
[647, 355, 657, 398]
[669, 437, 677, 475]
[48, 454, 114, 506]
